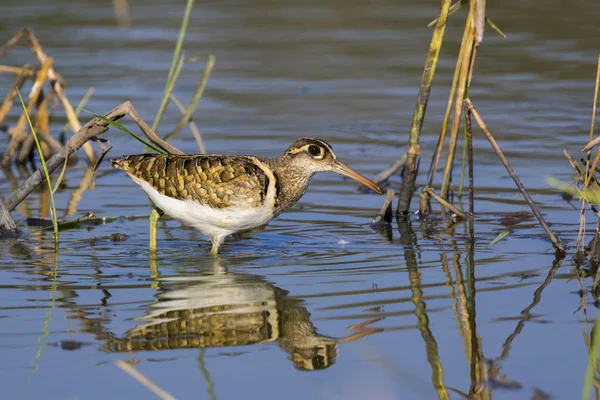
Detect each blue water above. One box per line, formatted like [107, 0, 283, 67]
[1, 0, 599, 399]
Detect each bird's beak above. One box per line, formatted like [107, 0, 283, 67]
[332, 160, 383, 194]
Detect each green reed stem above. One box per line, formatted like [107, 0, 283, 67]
[152, 0, 195, 133]
[17, 88, 59, 247]
[163, 54, 215, 143]
[582, 306, 600, 400]
[397, 0, 452, 215]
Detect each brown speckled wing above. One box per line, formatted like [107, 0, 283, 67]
[111, 154, 269, 208]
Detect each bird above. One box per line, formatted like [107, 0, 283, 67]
[103, 259, 382, 370]
[111, 137, 383, 255]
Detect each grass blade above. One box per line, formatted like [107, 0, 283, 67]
[153, 0, 195, 133]
[488, 230, 510, 248]
[16, 88, 59, 247]
[87, 111, 166, 154]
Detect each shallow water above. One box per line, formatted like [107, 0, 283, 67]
[1, 0, 600, 399]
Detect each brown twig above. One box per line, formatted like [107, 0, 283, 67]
[485, 18, 506, 39]
[371, 189, 395, 226]
[0, 65, 34, 75]
[127, 105, 184, 155]
[374, 155, 407, 185]
[0, 195, 18, 238]
[423, 186, 466, 220]
[89, 145, 113, 192]
[427, 0, 468, 27]
[464, 98, 565, 256]
[418, 188, 430, 217]
[4, 101, 183, 212]
[0, 28, 30, 60]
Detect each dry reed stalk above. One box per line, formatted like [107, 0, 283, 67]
[396, 0, 452, 216]
[0, 27, 96, 164]
[17, 89, 56, 163]
[464, 99, 565, 255]
[575, 55, 600, 255]
[0, 64, 33, 125]
[2, 57, 53, 166]
[35, 92, 63, 155]
[426, 22, 469, 186]
[115, 360, 176, 400]
[0, 65, 34, 75]
[62, 87, 94, 132]
[52, 83, 95, 164]
[437, 0, 487, 207]
[583, 55, 600, 189]
[471, 0, 486, 47]
[4, 101, 183, 212]
[439, 25, 475, 199]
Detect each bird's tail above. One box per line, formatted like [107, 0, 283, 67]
[110, 157, 130, 171]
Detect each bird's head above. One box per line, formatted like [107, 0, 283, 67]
[281, 137, 382, 194]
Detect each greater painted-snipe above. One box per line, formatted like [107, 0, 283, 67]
[111, 137, 382, 255]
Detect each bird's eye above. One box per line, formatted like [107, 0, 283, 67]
[308, 145, 321, 157]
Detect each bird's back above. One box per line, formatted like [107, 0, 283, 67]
[111, 154, 271, 209]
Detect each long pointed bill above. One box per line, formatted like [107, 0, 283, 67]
[332, 160, 383, 194]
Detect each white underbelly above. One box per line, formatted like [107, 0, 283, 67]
[130, 175, 274, 240]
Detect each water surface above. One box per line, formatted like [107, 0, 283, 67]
[1, 1, 599, 399]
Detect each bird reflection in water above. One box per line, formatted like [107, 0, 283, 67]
[104, 260, 382, 371]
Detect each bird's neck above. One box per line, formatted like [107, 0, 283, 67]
[269, 157, 313, 215]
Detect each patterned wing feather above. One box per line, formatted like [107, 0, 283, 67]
[111, 154, 270, 208]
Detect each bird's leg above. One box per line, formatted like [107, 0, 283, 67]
[210, 234, 226, 257]
[149, 208, 163, 257]
[210, 241, 220, 257]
